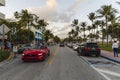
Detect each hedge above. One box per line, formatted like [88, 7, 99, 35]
[0, 51, 10, 62]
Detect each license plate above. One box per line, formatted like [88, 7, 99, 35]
[91, 48, 95, 50]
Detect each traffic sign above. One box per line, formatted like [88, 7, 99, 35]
[0, 24, 10, 34]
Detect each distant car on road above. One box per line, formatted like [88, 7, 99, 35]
[77, 42, 101, 57]
[22, 45, 50, 62]
[59, 42, 65, 47]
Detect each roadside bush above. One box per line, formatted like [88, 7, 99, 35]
[99, 43, 120, 53]
[0, 51, 10, 62]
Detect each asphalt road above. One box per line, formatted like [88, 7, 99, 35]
[80, 55, 120, 80]
[0, 45, 107, 80]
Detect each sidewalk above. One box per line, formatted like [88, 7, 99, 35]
[101, 50, 120, 64]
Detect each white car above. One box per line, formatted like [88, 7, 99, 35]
[73, 44, 79, 50]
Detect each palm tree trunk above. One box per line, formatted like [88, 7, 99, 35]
[102, 26, 104, 44]
[106, 16, 109, 46]
[111, 25, 113, 44]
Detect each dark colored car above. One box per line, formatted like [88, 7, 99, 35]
[18, 44, 33, 54]
[77, 42, 101, 57]
[59, 43, 65, 47]
[22, 45, 50, 62]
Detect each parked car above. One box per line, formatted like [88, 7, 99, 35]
[18, 44, 33, 54]
[73, 43, 81, 51]
[22, 45, 50, 62]
[77, 42, 101, 57]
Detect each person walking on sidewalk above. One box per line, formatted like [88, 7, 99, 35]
[112, 41, 119, 57]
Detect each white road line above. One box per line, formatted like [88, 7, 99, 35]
[96, 68, 120, 77]
[91, 65, 111, 80]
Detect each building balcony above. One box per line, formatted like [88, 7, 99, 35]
[0, 0, 5, 6]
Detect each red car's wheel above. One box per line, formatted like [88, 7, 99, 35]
[42, 53, 46, 61]
[48, 51, 50, 56]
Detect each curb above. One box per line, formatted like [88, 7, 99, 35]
[100, 54, 120, 64]
[6, 52, 14, 61]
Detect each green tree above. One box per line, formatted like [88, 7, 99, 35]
[54, 36, 61, 43]
[88, 12, 96, 25]
[87, 26, 92, 40]
[99, 20, 105, 44]
[36, 19, 49, 41]
[14, 9, 39, 29]
[88, 12, 96, 41]
[71, 19, 79, 40]
[97, 5, 117, 46]
[44, 30, 54, 42]
[80, 22, 87, 42]
[16, 29, 34, 43]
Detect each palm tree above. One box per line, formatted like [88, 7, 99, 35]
[95, 20, 100, 32]
[101, 29, 107, 44]
[14, 10, 30, 29]
[71, 19, 79, 27]
[99, 20, 105, 44]
[14, 9, 41, 43]
[36, 19, 49, 41]
[87, 26, 91, 35]
[108, 13, 120, 43]
[87, 26, 92, 41]
[80, 22, 87, 41]
[92, 24, 96, 37]
[44, 30, 53, 42]
[36, 19, 48, 29]
[88, 12, 96, 41]
[14, 9, 39, 29]
[71, 19, 79, 41]
[88, 12, 96, 25]
[94, 20, 101, 42]
[97, 5, 117, 46]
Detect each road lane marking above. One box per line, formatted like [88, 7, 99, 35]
[91, 65, 111, 80]
[47, 46, 59, 65]
[96, 68, 120, 77]
[80, 56, 111, 80]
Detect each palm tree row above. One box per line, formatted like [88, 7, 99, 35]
[67, 4, 120, 46]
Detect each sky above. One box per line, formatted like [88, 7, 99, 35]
[0, 0, 120, 38]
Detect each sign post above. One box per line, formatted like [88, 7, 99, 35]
[0, 24, 10, 50]
[2, 24, 5, 51]
[13, 45, 18, 58]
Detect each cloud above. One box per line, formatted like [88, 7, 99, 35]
[27, 0, 84, 38]
[46, 0, 57, 9]
[67, 0, 85, 12]
[27, 0, 75, 23]
[52, 23, 72, 38]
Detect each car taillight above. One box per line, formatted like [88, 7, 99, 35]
[84, 47, 90, 51]
[97, 48, 101, 51]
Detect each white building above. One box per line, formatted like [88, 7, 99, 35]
[30, 27, 42, 43]
[0, 0, 5, 19]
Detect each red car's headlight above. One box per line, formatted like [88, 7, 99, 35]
[38, 53, 43, 56]
[22, 54, 25, 56]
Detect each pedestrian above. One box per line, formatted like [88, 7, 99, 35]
[4, 41, 8, 50]
[112, 40, 119, 57]
[7, 41, 12, 51]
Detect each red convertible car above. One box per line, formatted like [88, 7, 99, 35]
[22, 45, 50, 62]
